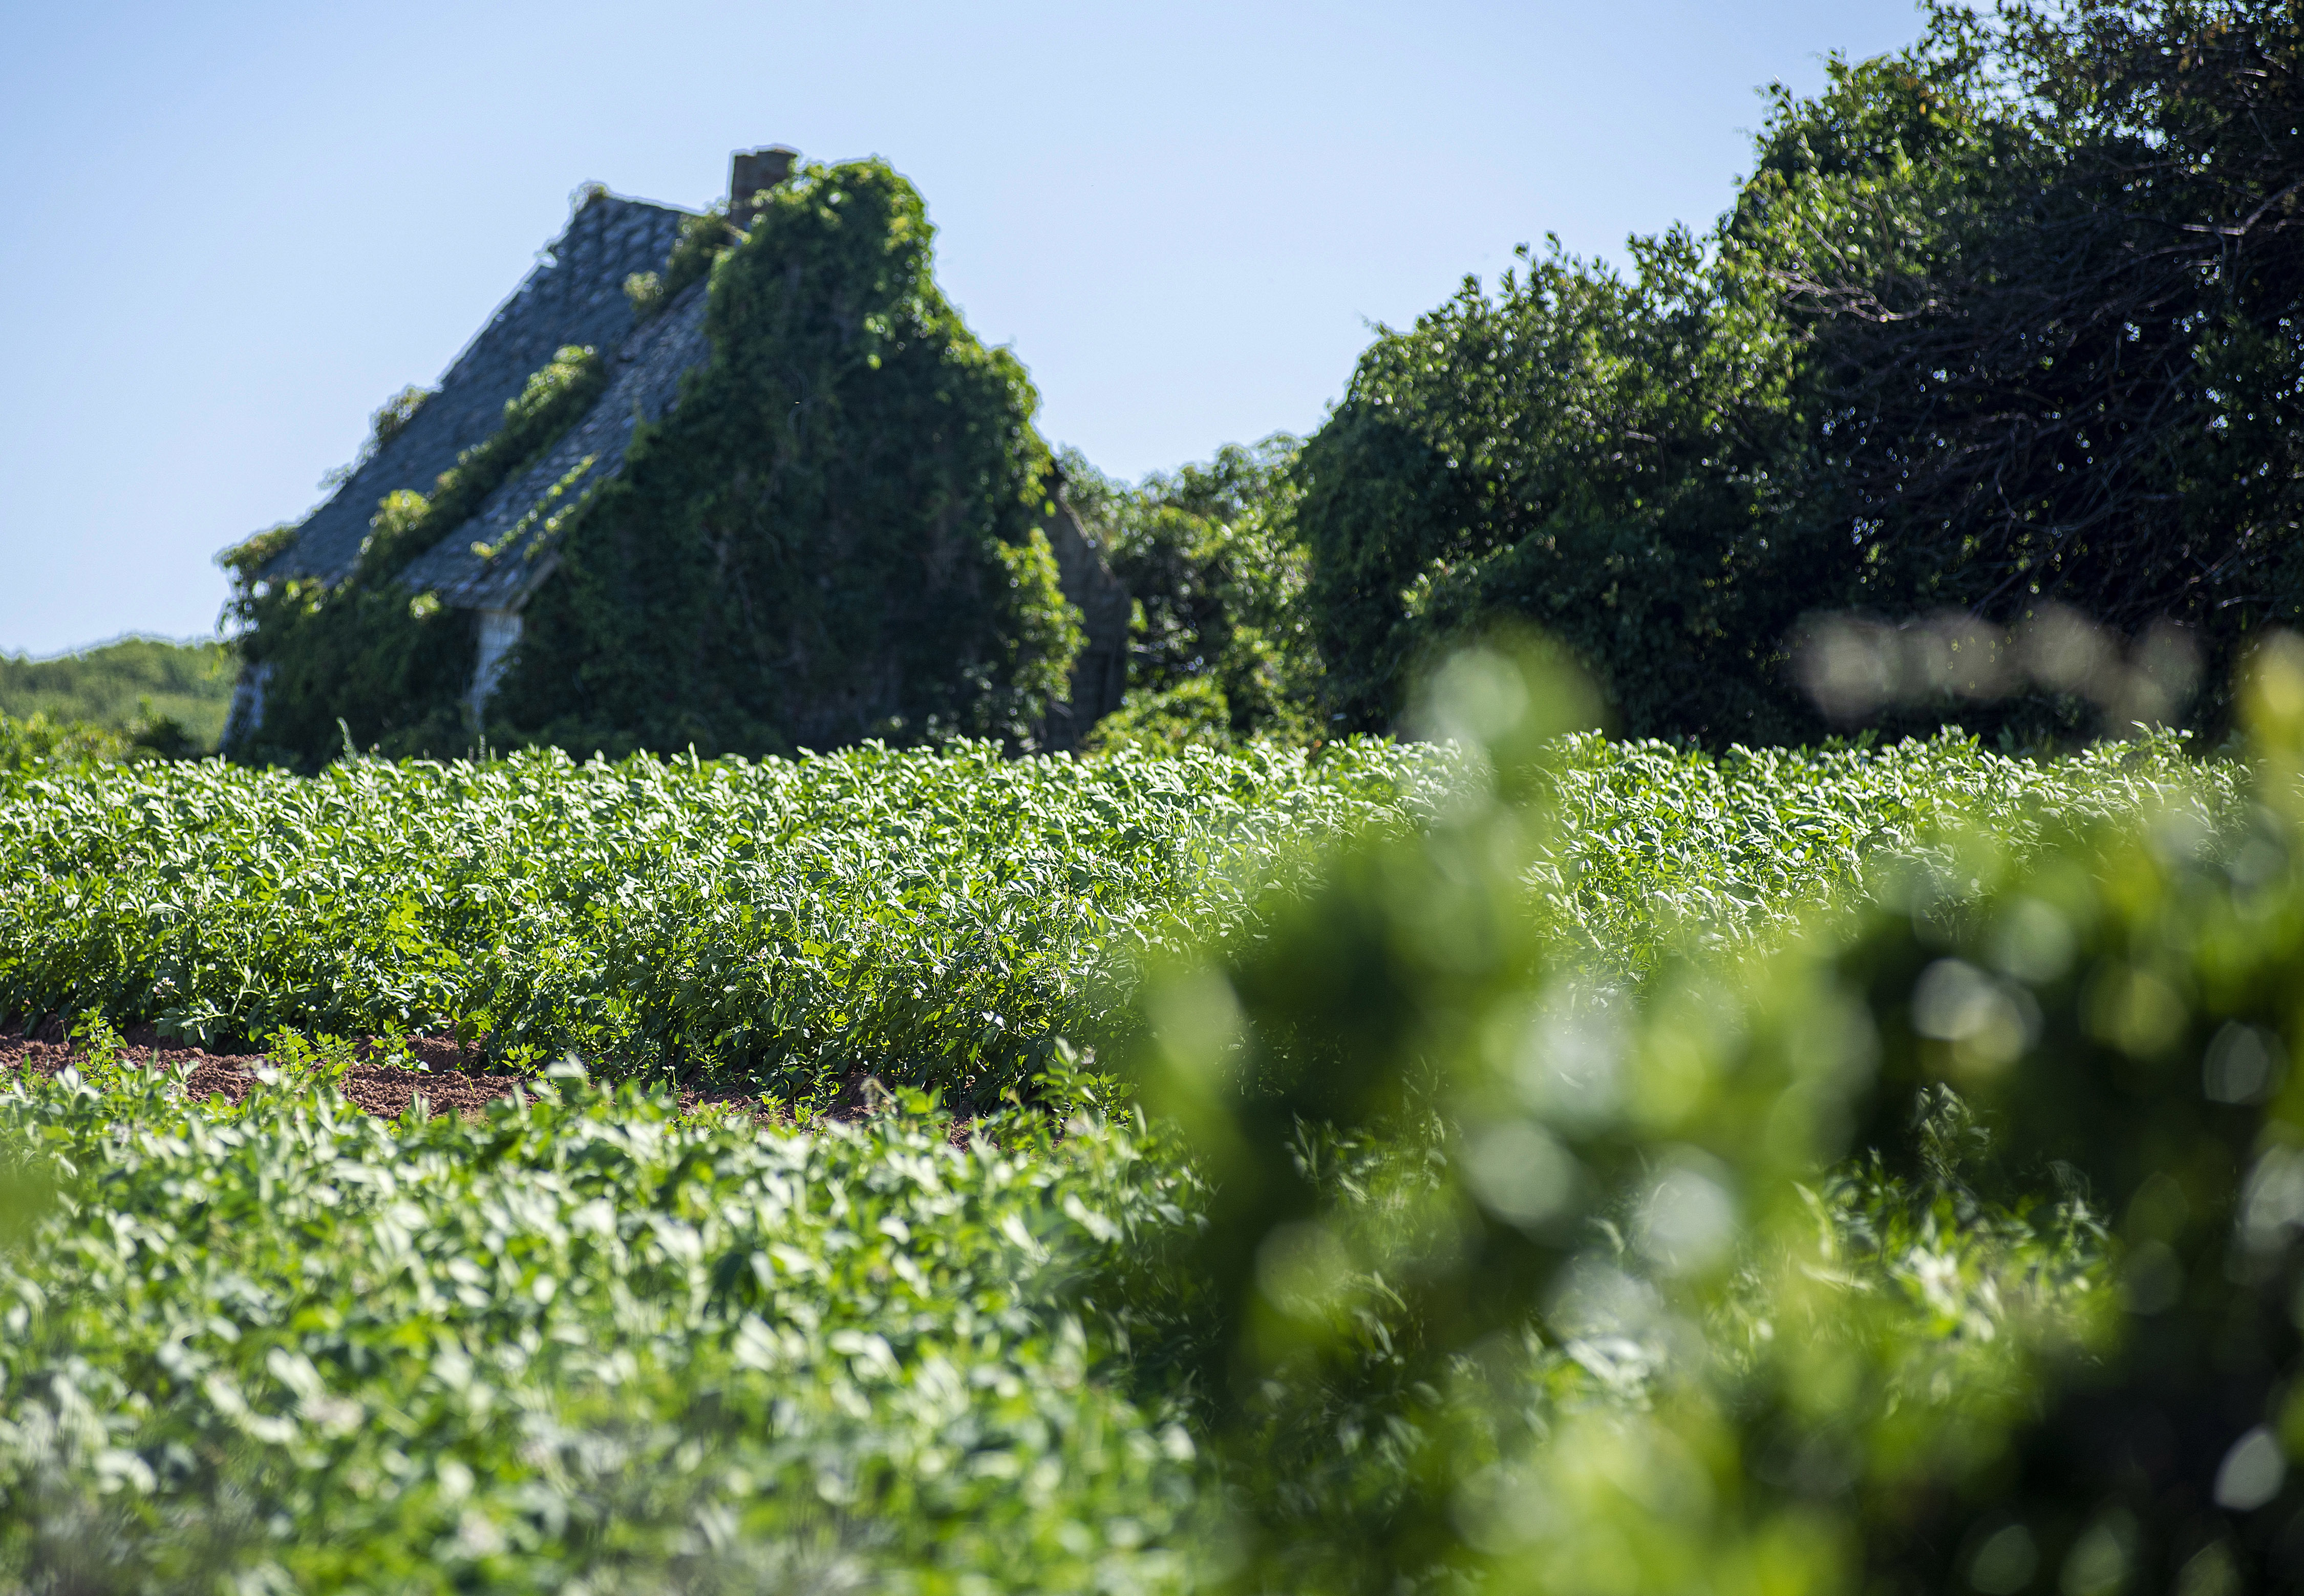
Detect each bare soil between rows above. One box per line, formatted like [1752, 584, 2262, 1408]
[0, 1015, 922, 1130]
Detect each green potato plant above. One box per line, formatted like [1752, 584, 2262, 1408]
[0, 1067, 1205, 1594]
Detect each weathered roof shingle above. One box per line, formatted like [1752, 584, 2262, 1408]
[265, 193, 693, 587]
[396, 280, 713, 609]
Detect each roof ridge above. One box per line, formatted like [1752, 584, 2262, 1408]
[258, 190, 699, 588]
[397, 276, 718, 609]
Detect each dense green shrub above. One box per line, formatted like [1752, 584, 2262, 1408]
[1298, 0, 2304, 744]
[1747, 2, 2304, 699]
[495, 160, 1084, 757]
[1084, 674, 1238, 756]
[1062, 438, 1321, 752]
[222, 579, 475, 769]
[0, 713, 135, 773]
[1296, 231, 1809, 742]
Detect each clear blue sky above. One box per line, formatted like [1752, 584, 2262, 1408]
[0, 0, 1928, 658]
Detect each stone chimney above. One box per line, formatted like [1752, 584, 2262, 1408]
[729, 145, 799, 229]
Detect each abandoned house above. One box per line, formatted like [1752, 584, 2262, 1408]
[225, 146, 1129, 756]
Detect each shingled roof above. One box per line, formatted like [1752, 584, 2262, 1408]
[264, 191, 695, 587]
[397, 279, 713, 609]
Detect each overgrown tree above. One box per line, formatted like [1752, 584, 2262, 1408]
[1755, 0, 2304, 704]
[1295, 228, 1815, 742]
[1061, 437, 1321, 751]
[1298, 0, 2304, 743]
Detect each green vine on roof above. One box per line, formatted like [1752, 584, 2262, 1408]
[492, 157, 1085, 758]
[625, 204, 734, 322]
[359, 346, 605, 582]
[315, 385, 434, 494]
[219, 346, 608, 768]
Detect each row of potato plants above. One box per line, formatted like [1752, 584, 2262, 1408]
[0, 730, 2243, 1104]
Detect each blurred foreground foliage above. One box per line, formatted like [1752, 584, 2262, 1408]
[1133, 636, 2304, 1592]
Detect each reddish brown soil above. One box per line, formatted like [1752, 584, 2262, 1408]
[0, 1016, 981, 1140]
[0, 1018, 532, 1120]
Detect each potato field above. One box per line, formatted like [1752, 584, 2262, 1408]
[4, 658, 2301, 1591]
